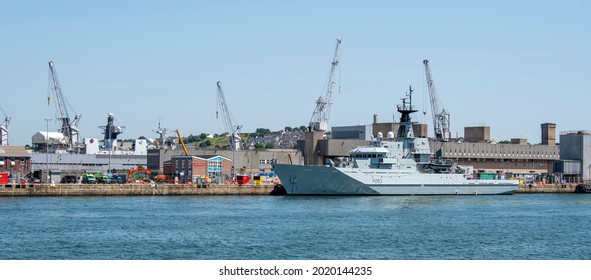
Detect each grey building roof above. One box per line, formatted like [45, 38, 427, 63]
[0, 146, 30, 158]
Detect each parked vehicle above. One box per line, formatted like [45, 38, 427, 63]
[60, 175, 78, 184]
[82, 174, 96, 184]
[97, 175, 111, 184]
[111, 174, 127, 184]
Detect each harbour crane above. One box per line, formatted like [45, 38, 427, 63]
[48, 61, 82, 151]
[309, 37, 342, 132]
[423, 59, 451, 141]
[0, 106, 11, 145]
[216, 81, 242, 151]
[174, 129, 189, 156]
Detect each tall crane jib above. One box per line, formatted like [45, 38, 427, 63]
[0, 106, 11, 146]
[309, 37, 342, 132]
[216, 81, 242, 151]
[175, 129, 189, 156]
[423, 59, 451, 142]
[48, 61, 82, 151]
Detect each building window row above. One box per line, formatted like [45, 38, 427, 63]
[259, 159, 276, 164]
[0, 157, 26, 167]
[446, 152, 556, 158]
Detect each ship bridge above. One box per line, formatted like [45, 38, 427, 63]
[350, 146, 389, 159]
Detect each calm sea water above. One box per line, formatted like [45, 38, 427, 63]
[1, 194, 590, 260]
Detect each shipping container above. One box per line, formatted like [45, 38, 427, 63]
[478, 173, 496, 180]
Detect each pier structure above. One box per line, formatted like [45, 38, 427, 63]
[0, 182, 578, 196]
[0, 183, 274, 196]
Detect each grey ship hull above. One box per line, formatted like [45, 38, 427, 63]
[273, 164, 518, 196]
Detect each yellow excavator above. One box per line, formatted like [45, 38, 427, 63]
[175, 129, 189, 156]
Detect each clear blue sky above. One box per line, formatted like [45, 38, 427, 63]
[1, 0, 589, 146]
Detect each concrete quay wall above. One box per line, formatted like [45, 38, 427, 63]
[0, 183, 274, 196]
[515, 184, 576, 193]
[0, 183, 580, 196]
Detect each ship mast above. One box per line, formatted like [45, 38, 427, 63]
[396, 85, 418, 139]
[153, 118, 169, 148]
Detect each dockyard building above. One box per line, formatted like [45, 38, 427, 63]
[554, 131, 591, 182]
[429, 141, 558, 178]
[149, 148, 302, 176]
[29, 153, 147, 183]
[164, 155, 232, 184]
[0, 146, 31, 184]
[300, 122, 561, 181]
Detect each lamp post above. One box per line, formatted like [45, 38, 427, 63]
[79, 160, 82, 183]
[232, 143, 235, 183]
[44, 118, 51, 184]
[108, 139, 112, 176]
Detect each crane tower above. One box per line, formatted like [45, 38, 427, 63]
[216, 81, 242, 151]
[48, 61, 82, 151]
[309, 37, 342, 132]
[0, 106, 11, 145]
[423, 59, 451, 141]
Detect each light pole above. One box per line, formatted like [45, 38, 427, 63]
[108, 139, 112, 176]
[44, 118, 51, 184]
[232, 144, 235, 183]
[79, 160, 82, 183]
